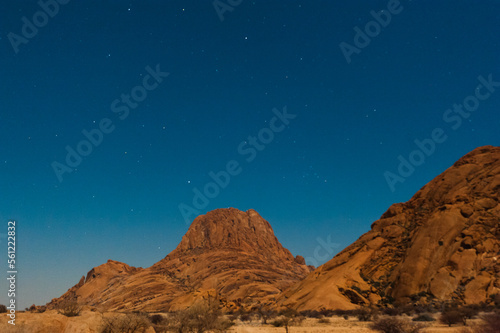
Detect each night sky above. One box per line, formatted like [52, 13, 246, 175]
[1, 1, 499, 309]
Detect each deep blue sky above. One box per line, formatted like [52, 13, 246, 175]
[1, 1, 499, 309]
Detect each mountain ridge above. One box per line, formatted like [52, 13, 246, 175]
[47, 145, 500, 313]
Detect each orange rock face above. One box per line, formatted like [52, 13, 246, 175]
[48, 146, 499, 312]
[48, 208, 311, 312]
[281, 146, 500, 311]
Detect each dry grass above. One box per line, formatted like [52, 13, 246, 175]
[0, 310, 489, 333]
[228, 316, 481, 333]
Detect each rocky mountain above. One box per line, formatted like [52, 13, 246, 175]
[49, 146, 500, 313]
[281, 145, 500, 311]
[48, 208, 311, 312]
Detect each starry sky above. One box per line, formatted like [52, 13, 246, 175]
[1, 1, 499, 309]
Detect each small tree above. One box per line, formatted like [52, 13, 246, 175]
[149, 314, 168, 333]
[271, 308, 302, 333]
[100, 313, 150, 333]
[370, 317, 425, 333]
[169, 299, 233, 333]
[356, 307, 375, 321]
[476, 312, 500, 333]
[149, 314, 165, 325]
[0, 304, 7, 313]
[412, 313, 435, 322]
[439, 310, 466, 327]
[257, 305, 276, 324]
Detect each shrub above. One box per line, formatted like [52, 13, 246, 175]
[100, 313, 150, 333]
[331, 309, 348, 317]
[318, 309, 335, 317]
[383, 308, 401, 316]
[270, 308, 303, 333]
[57, 300, 82, 317]
[460, 306, 480, 320]
[398, 305, 416, 316]
[300, 309, 321, 318]
[239, 313, 252, 322]
[318, 317, 330, 324]
[477, 312, 500, 333]
[440, 310, 467, 327]
[0, 304, 7, 313]
[370, 317, 425, 333]
[257, 306, 276, 324]
[356, 307, 374, 321]
[412, 313, 435, 322]
[149, 314, 165, 325]
[271, 319, 284, 327]
[168, 299, 233, 333]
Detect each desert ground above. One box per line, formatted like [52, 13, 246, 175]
[0, 310, 483, 333]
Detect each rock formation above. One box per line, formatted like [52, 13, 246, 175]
[48, 146, 500, 312]
[281, 145, 500, 310]
[48, 208, 311, 312]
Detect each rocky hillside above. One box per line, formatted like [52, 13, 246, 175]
[48, 208, 311, 312]
[281, 145, 500, 311]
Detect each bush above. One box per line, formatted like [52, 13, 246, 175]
[257, 306, 276, 324]
[271, 319, 284, 327]
[356, 307, 375, 321]
[460, 306, 480, 320]
[439, 310, 466, 327]
[370, 317, 425, 333]
[319, 309, 335, 317]
[270, 308, 303, 333]
[412, 313, 435, 322]
[318, 317, 330, 324]
[29, 304, 47, 313]
[239, 313, 252, 322]
[100, 313, 150, 333]
[300, 310, 322, 318]
[149, 314, 165, 325]
[477, 312, 500, 333]
[383, 308, 401, 316]
[168, 299, 233, 333]
[57, 300, 82, 317]
[0, 304, 7, 313]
